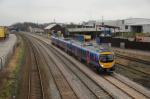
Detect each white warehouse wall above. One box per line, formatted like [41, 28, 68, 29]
[103, 18, 150, 33]
[143, 24, 150, 33]
[84, 18, 150, 33]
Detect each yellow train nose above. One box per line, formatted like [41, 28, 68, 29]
[99, 61, 115, 68]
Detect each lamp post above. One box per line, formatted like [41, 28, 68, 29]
[96, 24, 98, 38]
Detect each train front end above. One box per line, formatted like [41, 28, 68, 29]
[99, 52, 115, 73]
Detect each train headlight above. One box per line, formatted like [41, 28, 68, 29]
[101, 64, 104, 67]
[112, 63, 115, 67]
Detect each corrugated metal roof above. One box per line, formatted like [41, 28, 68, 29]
[68, 28, 101, 32]
[44, 23, 57, 30]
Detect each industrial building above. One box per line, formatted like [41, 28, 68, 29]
[85, 18, 150, 33]
[28, 26, 44, 33]
[68, 27, 101, 39]
[44, 23, 66, 36]
[67, 24, 119, 39]
[104, 18, 150, 33]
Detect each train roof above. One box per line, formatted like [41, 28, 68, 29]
[68, 39, 111, 53]
[52, 36, 112, 54]
[71, 40, 112, 53]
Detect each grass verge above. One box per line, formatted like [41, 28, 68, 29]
[0, 37, 25, 99]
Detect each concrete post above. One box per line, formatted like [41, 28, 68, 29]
[120, 42, 125, 49]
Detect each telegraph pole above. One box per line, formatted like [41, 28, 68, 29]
[102, 16, 104, 25]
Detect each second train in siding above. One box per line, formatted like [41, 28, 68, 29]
[51, 36, 115, 73]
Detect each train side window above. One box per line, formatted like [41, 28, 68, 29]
[83, 50, 84, 56]
[91, 54, 93, 60]
[79, 48, 81, 55]
[92, 54, 95, 60]
[94, 56, 96, 61]
[83, 50, 84, 54]
[91, 53, 94, 60]
[83, 50, 85, 56]
[92, 54, 95, 61]
[90, 53, 92, 59]
[83, 50, 86, 56]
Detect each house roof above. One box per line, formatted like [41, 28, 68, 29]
[44, 23, 57, 30]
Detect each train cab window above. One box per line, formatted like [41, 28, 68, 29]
[99, 54, 114, 63]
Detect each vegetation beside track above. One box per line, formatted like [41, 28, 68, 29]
[0, 35, 25, 99]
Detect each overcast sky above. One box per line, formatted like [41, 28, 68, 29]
[0, 0, 150, 26]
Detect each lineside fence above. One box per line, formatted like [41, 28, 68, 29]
[98, 37, 150, 51]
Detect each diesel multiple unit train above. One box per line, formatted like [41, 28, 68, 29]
[51, 36, 115, 73]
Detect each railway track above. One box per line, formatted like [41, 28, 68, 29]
[40, 41, 112, 99]
[115, 53, 150, 75]
[26, 33, 150, 99]
[28, 42, 45, 99]
[29, 35, 111, 99]
[115, 52, 150, 89]
[103, 75, 148, 99]
[49, 42, 150, 99]
[116, 62, 150, 76]
[20, 35, 45, 99]
[115, 63, 150, 89]
[28, 36, 78, 99]
[29, 39, 62, 99]
[116, 53, 150, 65]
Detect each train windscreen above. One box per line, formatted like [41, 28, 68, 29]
[99, 54, 114, 63]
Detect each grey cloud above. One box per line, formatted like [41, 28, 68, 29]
[0, 0, 150, 25]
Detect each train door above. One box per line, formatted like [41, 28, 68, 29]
[86, 51, 90, 64]
[75, 47, 78, 56]
[65, 43, 67, 52]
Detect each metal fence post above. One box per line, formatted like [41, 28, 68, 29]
[0, 57, 2, 70]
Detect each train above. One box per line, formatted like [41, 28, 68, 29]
[0, 26, 8, 40]
[51, 36, 115, 73]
